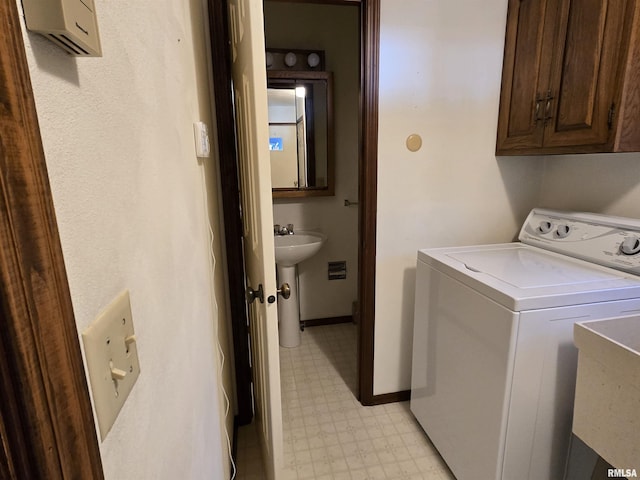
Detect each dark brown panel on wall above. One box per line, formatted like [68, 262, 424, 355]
[0, 2, 104, 479]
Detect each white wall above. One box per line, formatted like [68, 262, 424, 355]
[266, 2, 360, 321]
[374, 0, 544, 395]
[539, 153, 640, 217]
[18, 1, 231, 478]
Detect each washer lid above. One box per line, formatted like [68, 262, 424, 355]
[448, 247, 620, 289]
[418, 243, 640, 311]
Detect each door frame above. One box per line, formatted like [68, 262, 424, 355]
[207, 0, 255, 425]
[356, 0, 382, 406]
[210, 0, 384, 410]
[0, 1, 104, 478]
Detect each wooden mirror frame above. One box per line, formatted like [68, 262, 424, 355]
[268, 70, 335, 199]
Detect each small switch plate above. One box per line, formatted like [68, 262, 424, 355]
[82, 290, 140, 440]
[193, 121, 211, 157]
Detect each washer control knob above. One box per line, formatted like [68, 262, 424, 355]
[538, 221, 553, 234]
[620, 236, 640, 255]
[556, 224, 571, 238]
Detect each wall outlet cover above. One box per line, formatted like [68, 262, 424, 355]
[82, 290, 141, 440]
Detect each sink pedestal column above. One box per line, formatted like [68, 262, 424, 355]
[274, 231, 326, 348]
[277, 265, 300, 347]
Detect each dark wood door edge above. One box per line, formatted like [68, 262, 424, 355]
[207, 0, 254, 426]
[0, 2, 104, 478]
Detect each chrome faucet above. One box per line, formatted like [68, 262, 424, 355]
[274, 223, 294, 235]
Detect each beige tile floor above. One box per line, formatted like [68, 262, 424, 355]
[235, 323, 455, 479]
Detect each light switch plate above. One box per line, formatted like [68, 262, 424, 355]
[82, 291, 140, 440]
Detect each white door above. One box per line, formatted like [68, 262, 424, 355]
[227, 0, 283, 478]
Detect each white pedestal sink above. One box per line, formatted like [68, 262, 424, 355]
[274, 231, 326, 347]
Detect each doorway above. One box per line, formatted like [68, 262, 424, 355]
[264, 0, 360, 392]
[208, 0, 381, 429]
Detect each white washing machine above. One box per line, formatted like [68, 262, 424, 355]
[410, 208, 640, 480]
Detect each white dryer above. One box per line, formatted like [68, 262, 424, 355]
[410, 209, 640, 480]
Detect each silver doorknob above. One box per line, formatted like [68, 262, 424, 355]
[277, 283, 291, 299]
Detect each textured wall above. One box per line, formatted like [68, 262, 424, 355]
[539, 153, 640, 217]
[374, 0, 544, 395]
[18, 0, 230, 478]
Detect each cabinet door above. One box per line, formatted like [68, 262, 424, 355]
[543, 0, 629, 149]
[496, 0, 560, 154]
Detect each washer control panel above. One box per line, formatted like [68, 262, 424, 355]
[520, 208, 640, 274]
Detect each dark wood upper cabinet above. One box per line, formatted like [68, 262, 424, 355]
[497, 0, 640, 155]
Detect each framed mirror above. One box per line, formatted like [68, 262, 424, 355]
[267, 70, 334, 198]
